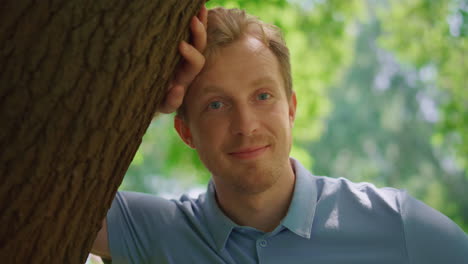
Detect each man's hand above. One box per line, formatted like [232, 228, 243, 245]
[159, 6, 208, 114]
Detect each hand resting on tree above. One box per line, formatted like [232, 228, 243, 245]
[158, 5, 208, 114]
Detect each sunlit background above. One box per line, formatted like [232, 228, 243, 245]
[88, 0, 467, 262]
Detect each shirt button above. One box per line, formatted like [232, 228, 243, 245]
[258, 239, 268, 247]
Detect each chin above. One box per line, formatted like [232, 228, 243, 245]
[231, 167, 281, 195]
[233, 182, 276, 195]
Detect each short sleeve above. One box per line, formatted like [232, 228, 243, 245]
[399, 191, 468, 263]
[106, 191, 180, 264]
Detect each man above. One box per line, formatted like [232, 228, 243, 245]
[92, 6, 468, 263]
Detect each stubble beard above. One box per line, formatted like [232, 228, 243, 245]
[226, 159, 283, 195]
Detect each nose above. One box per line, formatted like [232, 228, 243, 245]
[229, 105, 259, 136]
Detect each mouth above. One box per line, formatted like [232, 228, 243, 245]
[228, 145, 270, 160]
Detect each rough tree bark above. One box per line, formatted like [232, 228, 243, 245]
[0, 0, 205, 263]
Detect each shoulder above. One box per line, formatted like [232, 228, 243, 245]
[106, 191, 210, 263]
[109, 191, 205, 224]
[314, 176, 403, 214]
[312, 176, 468, 262]
[318, 177, 468, 262]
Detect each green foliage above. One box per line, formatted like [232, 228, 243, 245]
[122, 115, 205, 193]
[378, 0, 468, 176]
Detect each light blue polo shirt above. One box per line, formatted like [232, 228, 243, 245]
[107, 158, 468, 263]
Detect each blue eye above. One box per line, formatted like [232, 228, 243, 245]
[208, 101, 224, 110]
[258, 93, 271, 100]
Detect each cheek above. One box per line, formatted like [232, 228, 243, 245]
[268, 107, 294, 145]
[191, 119, 226, 149]
[269, 104, 292, 128]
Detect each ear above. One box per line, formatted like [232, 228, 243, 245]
[174, 116, 195, 148]
[288, 92, 297, 126]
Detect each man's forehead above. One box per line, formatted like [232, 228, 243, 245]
[203, 35, 270, 70]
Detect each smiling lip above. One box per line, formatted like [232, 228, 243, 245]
[228, 145, 270, 159]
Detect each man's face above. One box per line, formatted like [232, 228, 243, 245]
[175, 36, 296, 194]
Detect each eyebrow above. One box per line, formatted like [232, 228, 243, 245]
[199, 76, 278, 95]
[250, 76, 278, 87]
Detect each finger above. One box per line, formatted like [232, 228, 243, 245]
[191, 17, 207, 52]
[159, 84, 185, 113]
[198, 5, 208, 29]
[177, 41, 205, 86]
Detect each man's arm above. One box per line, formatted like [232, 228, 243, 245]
[90, 5, 208, 260]
[401, 191, 468, 263]
[91, 219, 111, 260]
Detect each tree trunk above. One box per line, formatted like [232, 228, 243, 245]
[0, 0, 204, 263]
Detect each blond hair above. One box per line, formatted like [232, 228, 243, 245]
[178, 7, 292, 118]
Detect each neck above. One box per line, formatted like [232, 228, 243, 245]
[214, 163, 296, 232]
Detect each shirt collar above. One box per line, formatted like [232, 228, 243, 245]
[201, 158, 318, 252]
[202, 180, 236, 252]
[280, 158, 317, 239]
